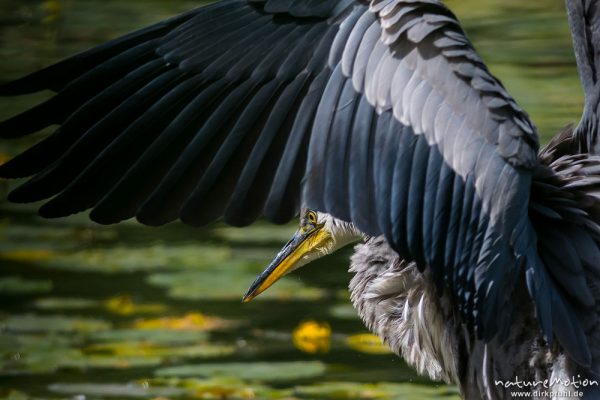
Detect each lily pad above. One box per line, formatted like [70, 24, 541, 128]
[104, 294, 167, 315]
[0, 224, 117, 247]
[32, 297, 98, 311]
[91, 329, 208, 344]
[345, 334, 392, 355]
[48, 382, 185, 398]
[62, 355, 164, 370]
[156, 361, 327, 382]
[1, 314, 110, 333]
[0, 333, 83, 375]
[148, 269, 325, 301]
[133, 312, 235, 331]
[329, 304, 359, 320]
[293, 382, 461, 399]
[149, 377, 282, 399]
[0, 276, 52, 295]
[0, 249, 56, 264]
[3, 244, 232, 273]
[215, 223, 296, 244]
[0, 390, 29, 400]
[0, 332, 167, 374]
[85, 341, 235, 359]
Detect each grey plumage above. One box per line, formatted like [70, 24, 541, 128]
[1, 0, 600, 399]
[349, 123, 600, 398]
[350, 235, 461, 384]
[567, 0, 600, 155]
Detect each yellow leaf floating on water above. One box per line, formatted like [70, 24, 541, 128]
[134, 312, 232, 331]
[154, 377, 258, 400]
[292, 320, 331, 354]
[105, 295, 134, 315]
[42, 0, 62, 23]
[346, 333, 392, 355]
[193, 386, 256, 400]
[104, 294, 167, 316]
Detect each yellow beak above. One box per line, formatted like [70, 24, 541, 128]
[242, 225, 330, 302]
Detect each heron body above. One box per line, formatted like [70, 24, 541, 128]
[350, 234, 591, 399]
[2, 1, 600, 399]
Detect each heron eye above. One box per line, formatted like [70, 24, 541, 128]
[307, 211, 317, 225]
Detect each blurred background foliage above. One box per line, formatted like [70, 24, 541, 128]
[0, 0, 584, 399]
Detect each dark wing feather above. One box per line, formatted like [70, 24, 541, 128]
[348, 95, 377, 230]
[91, 79, 230, 224]
[566, 0, 600, 155]
[534, 128, 600, 373]
[0, 0, 594, 370]
[1, 59, 171, 179]
[1, 0, 353, 226]
[0, 9, 197, 96]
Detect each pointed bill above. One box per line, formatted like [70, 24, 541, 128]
[242, 225, 330, 302]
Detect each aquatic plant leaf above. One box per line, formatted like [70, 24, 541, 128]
[0, 276, 52, 295]
[48, 382, 186, 398]
[104, 294, 167, 315]
[141, 377, 282, 400]
[1, 314, 110, 333]
[156, 361, 327, 382]
[64, 244, 230, 273]
[85, 341, 235, 359]
[329, 304, 360, 320]
[346, 334, 392, 355]
[215, 223, 296, 244]
[0, 389, 29, 400]
[133, 312, 234, 331]
[0, 249, 55, 263]
[91, 329, 208, 344]
[0, 333, 83, 375]
[33, 297, 98, 310]
[293, 381, 461, 399]
[148, 270, 325, 301]
[0, 244, 231, 273]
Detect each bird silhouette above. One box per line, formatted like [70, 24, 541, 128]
[1, 1, 599, 398]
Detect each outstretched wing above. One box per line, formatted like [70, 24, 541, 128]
[0, 0, 591, 366]
[566, 0, 600, 154]
[0, 0, 353, 226]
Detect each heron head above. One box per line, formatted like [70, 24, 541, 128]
[242, 209, 362, 302]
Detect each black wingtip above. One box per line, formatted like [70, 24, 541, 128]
[6, 184, 47, 204]
[0, 157, 15, 179]
[0, 155, 37, 179]
[0, 76, 50, 97]
[135, 209, 176, 227]
[6, 178, 58, 203]
[0, 97, 61, 139]
[89, 203, 135, 226]
[89, 211, 123, 226]
[37, 198, 73, 219]
[179, 206, 220, 227]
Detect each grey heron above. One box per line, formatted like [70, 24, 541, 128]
[1, 0, 600, 398]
